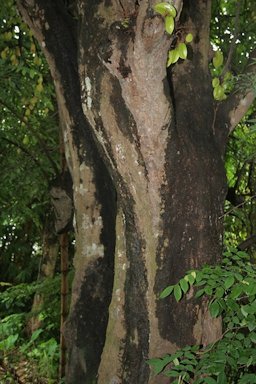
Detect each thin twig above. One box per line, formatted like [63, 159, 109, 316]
[1, 135, 49, 180]
[0, 98, 60, 176]
[197, 326, 244, 356]
[219, 193, 256, 219]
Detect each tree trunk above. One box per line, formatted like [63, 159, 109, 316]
[29, 216, 59, 334]
[17, 2, 116, 383]
[17, 1, 231, 383]
[59, 232, 69, 379]
[77, 2, 227, 382]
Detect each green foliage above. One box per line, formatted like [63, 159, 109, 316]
[224, 120, 256, 251]
[210, 49, 235, 101]
[0, 314, 24, 352]
[23, 337, 59, 379]
[154, 1, 176, 37]
[149, 249, 256, 383]
[0, 273, 73, 382]
[0, 0, 60, 285]
[211, 0, 256, 73]
[153, 1, 193, 67]
[160, 271, 196, 301]
[0, 274, 72, 333]
[210, 0, 256, 102]
[154, 2, 177, 18]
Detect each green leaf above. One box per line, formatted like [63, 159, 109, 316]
[154, 3, 176, 17]
[244, 282, 256, 296]
[215, 287, 225, 298]
[174, 284, 182, 302]
[213, 50, 224, 68]
[249, 332, 256, 343]
[248, 320, 256, 331]
[180, 278, 189, 294]
[238, 356, 250, 365]
[239, 374, 256, 383]
[167, 48, 179, 66]
[241, 305, 249, 318]
[230, 284, 243, 299]
[177, 42, 187, 60]
[205, 286, 213, 295]
[209, 300, 220, 317]
[213, 84, 225, 100]
[148, 354, 174, 375]
[167, 4, 177, 18]
[160, 285, 174, 299]
[195, 288, 205, 298]
[165, 15, 175, 35]
[173, 357, 179, 366]
[185, 33, 193, 43]
[22, 134, 30, 145]
[217, 372, 227, 384]
[195, 271, 203, 282]
[224, 276, 235, 290]
[147, 358, 166, 374]
[31, 328, 43, 342]
[186, 271, 196, 285]
[164, 370, 180, 377]
[212, 77, 220, 88]
[184, 351, 196, 359]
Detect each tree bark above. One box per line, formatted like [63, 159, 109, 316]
[16, 0, 256, 383]
[77, 2, 226, 382]
[17, 1, 116, 382]
[59, 232, 69, 379]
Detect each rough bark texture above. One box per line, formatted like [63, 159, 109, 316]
[77, 2, 226, 382]
[16, 0, 255, 383]
[17, 1, 116, 382]
[155, 0, 226, 349]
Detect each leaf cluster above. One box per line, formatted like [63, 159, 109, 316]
[149, 248, 256, 383]
[0, 273, 72, 381]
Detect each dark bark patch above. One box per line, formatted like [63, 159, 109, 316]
[118, 55, 131, 78]
[109, 77, 139, 144]
[65, 164, 116, 384]
[155, 77, 227, 346]
[65, 260, 113, 383]
[121, 199, 150, 383]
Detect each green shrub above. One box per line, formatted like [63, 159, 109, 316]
[148, 248, 256, 383]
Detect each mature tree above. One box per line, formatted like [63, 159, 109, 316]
[16, 1, 256, 383]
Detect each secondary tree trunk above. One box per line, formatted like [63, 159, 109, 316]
[29, 215, 59, 334]
[17, 1, 231, 383]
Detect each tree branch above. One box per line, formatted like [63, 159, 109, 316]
[1, 135, 50, 180]
[221, 0, 241, 78]
[217, 49, 256, 136]
[238, 234, 256, 250]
